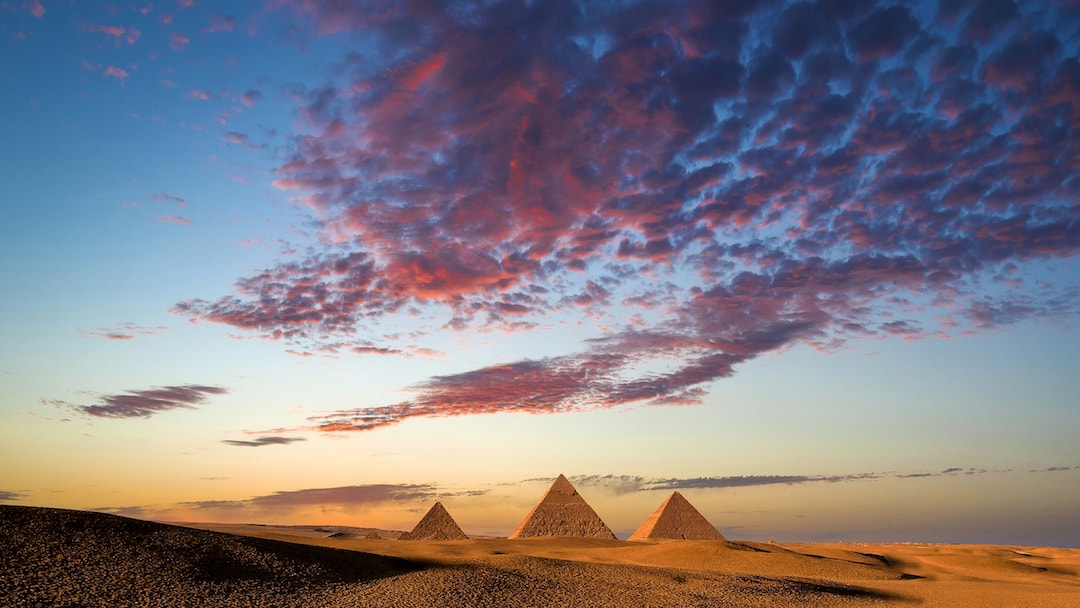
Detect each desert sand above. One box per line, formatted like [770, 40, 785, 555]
[2, 505, 1079, 607]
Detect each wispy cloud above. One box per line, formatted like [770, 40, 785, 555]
[95, 482, 486, 521]
[240, 90, 262, 108]
[49, 384, 227, 419]
[547, 467, 1060, 493]
[154, 215, 192, 225]
[173, 1, 1080, 432]
[103, 66, 129, 82]
[79, 322, 168, 341]
[170, 31, 189, 51]
[25, 0, 44, 19]
[1029, 465, 1080, 473]
[221, 131, 248, 145]
[79, 60, 133, 83]
[644, 473, 887, 491]
[85, 24, 140, 45]
[151, 192, 187, 207]
[221, 435, 305, 448]
[0, 490, 24, 501]
[178, 483, 444, 512]
[204, 15, 235, 33]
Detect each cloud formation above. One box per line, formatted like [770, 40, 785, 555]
[179, 483, 445, 511]
[51, 384, 227, 419]
[79, 322, 168, 341]
[221, 435, 306, 448]
[154, 215, 192, 225]
[0, 490, 24, 502]
[25, 0, 44, 19]
[564, 466, 1029, 493]
[151, 192, 187, 207]
[175, 1, 1080, 431]
[170, 31, 189, 51]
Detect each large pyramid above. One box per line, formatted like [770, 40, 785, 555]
[509, 474, 617, 539]
[398, 502, 468, 540]
[629, 491, 725, 541]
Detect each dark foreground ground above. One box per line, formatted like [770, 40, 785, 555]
[2, 505, 1078, 607]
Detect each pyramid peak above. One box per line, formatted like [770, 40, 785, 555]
[629, 492, 724, 541]
[548, 474, 577, 494]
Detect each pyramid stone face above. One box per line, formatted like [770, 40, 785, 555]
[399, 502, 468, 541]
[509, 474, 617, 540]
[629, 491, 725, 541]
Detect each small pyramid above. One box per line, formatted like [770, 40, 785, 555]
[509, 474, 617, 539]
[629, 492, 725, 541]
[398, 502, 468, 541]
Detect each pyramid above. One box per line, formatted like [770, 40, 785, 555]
[629, 491, 725, 541]
[509, 474, 617, 539]
[398, 502, 468, 541]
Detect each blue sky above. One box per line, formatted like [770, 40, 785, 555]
[1, 0, 1079, 545]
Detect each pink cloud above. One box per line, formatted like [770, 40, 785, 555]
[240, 89, 262, 108]
[220, 131, 248, 145]
[186, 89, 210, 100]
[103, 66, 129, 82]
[87, 24, 125, 37]
[79, 323, 168, 341]
[25, 0, 44, 18]
[170, 31, 189, 51]
[154, 215, 192, 225]
[176, 1, 1080, 432]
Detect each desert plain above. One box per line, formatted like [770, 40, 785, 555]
[2, 504, 1079, 608]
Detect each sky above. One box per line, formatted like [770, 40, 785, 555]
[1, 0, 1079, 547]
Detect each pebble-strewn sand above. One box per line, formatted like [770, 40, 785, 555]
[3, 506, 1078, 607]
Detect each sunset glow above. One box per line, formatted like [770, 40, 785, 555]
[2, 0, 1078, 547]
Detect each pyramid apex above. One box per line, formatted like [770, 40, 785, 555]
[548, 474, 577, 493]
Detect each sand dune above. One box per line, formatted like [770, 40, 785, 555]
[3, 506, 1078, 607]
